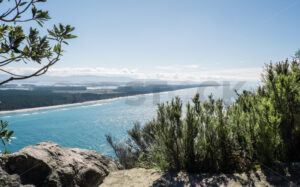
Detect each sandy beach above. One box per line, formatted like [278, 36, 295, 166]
[0, 99, 105, 115]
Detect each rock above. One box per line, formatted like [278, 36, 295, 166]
[0, 142, 122, 187]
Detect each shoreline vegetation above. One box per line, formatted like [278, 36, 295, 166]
[0, 84, 213, 114]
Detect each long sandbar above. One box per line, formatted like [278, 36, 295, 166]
[0, 88, 187, 115]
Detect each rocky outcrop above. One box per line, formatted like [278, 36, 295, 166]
[2, 142, 299, 187]
[0, 142, 122, 187]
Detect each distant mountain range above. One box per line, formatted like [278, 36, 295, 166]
[0, 74, 137, 85]
[0, 74, 203, 86]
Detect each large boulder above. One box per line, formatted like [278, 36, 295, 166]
[0, 142, 122, 187]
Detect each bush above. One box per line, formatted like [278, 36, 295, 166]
[107, 59, 300, 172]
[0, 120, 14, 154]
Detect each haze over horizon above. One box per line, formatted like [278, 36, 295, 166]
[2, 0, 300, 82]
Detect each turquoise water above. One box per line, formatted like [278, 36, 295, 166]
[0, 83, 258, 156]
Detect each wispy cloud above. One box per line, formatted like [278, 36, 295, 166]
[155, 64, 200, 71]
[1, 66, 262, 81]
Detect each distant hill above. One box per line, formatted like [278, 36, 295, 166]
[0, 74, 137, 85]
[0, 74, 205, 86]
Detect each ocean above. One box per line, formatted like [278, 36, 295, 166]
[0, 82, 259, 157]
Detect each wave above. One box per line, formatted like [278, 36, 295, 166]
[20, 113, 30, 116]
[2, 115, 12, 118]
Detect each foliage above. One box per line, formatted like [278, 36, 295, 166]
[0, 0, 76, 85]
[0, 120, 14, 154]
[106, 134, 139, 169]
[0, 0, 76, 153]
[107, 59, 300, 173]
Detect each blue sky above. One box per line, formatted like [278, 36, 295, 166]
[6, 0, 300, 81]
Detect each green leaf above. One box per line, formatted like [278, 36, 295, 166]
[67, 34, 77, 39]
[36, 20, 43, 27]
[23, 46, 29, 54]
[59, 24, 64, 32]
[54, 25, 59, 33]
[32, 6, 37, 17]
[47, 29, 56, 37]
[19, 2, 27, 6]
[7, 131, 14, 137]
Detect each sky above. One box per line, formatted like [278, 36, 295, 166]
[4, 0, 300, 81]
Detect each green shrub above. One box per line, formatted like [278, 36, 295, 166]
[107, 59, 300, 172]
[0, 120, 14, 154]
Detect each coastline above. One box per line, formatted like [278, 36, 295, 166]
[0, 99, 105, 115]
[0, 87, 196, 115]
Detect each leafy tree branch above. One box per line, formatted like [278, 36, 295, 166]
[0, 0, 76, 153]
[0, 0, 76, 86]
